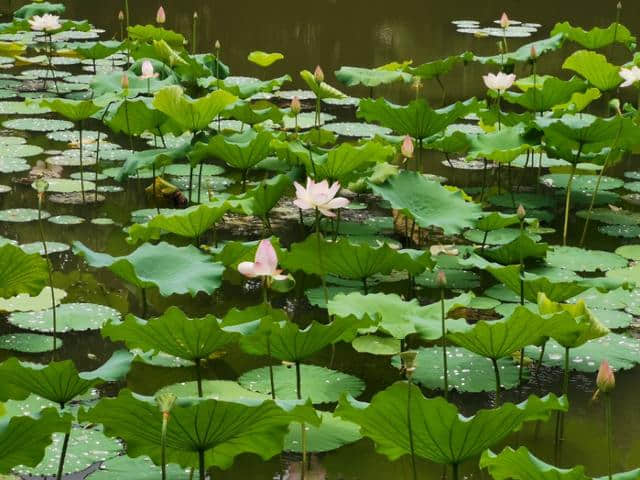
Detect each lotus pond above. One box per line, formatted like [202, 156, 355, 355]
[0, 1, 639, 479]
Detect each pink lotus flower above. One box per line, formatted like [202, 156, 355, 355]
[238, 239, 287, 280]
[28, 14, 61, 32]
[290, 96, 301, 115]
[500, 12, 510, 29]
[156, 6, 166, 24]
[619, 66, 640, 88]
[314, 65, 324, 83]
[140, 60, 159, 79]
[294, 178, 349, 217]
[596, 360, 615, 393]
[401, 135, 414, 159]
[483, 72, 516, 93]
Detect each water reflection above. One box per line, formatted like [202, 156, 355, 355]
[282, 456, 326, 480]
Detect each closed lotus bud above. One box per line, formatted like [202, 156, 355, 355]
[609, 98, 622, 115]
[517, 204, 526, 220]
[120, 72, 129, 89]
[156, 392, 177, 417]
[400, 350, 418, 375]
[156, 6, 166, 24]
[530, 46, 538, 59]
[401, 135, 414, 159]
[290, 96, 301, 115]
[215, 39, 221, 50]
[617, 1, 622, 10]
[500, 12, 510, 29]
[436, 270, 447, 288]
[193, 11, 198, 19]
[118, 10, 124, 21]
[596, 360, 615, 394]
[34, 178, 49, 193]
[314, 65, 324, 83]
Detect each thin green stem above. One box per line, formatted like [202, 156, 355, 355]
[441, 287, 449, 400]
[195, 358, 203, 397]
[56, 431, 70, 480]
[78, 121, 85, 204]
[161, 413, 169, 480]
[315, 209, 329, 310]
[296, 361, 306, 480]
[562, 163, 578, 246]
[492, 358, 501, 406]
[38, 201, 56, 357]
[605, 393, 613, 480]
[407, 379, 418, 480]
[198, 449, 205, 480]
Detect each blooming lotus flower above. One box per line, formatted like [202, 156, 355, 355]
[290, 96, 301, 115]
[293, 178, 349, 217]
[596, 360, 615, 393]
[156, 6, 166, 24]
[401, 135, 414, 159]
[28, 14, 61, 32]
[483, 72, 516, 93]
[238, 239, 287, 280]
[619, 66, 640, 88]
[500, 12, 510, 29]
[314, 65, 324, 83]
[140, 60, 159, 79]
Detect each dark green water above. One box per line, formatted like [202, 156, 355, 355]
[0, 1, 638, 479]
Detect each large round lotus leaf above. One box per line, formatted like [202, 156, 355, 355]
[1, 394, 56, 418]
[488, 193, 555, 210]
[545, 246, 628, 272]
[46, 129, 101, 143]
[86, 455, 191, 480]
[352, 335, 401, 355]
[71, 172, 107, 182]
[323, 122, 392, 138]
[49, 192, 105, 205]
[164, 163, 225, 176]
[625, 181, 640, 193]
[599, 224, 640, 237]
[0, 208, 49, 222]
[285, 411, 361, 453]
[540, 174, 624, 191]
[592, 309, 633, 329]
[46, 154, 97, 167]
[0, 333, 63, 353]
[97, 148, 129, 161]
[91, 218, 116, 225]
[469, 296, 501, 309]
[130, 208, 176, 224]
[568, 287, 636, 311]
[0, 142, 43, 159]
[48, 215, 85, 225]
[31, 178, 96, 193]
[158, 380, 267, 400]
[21, 241, 70, 255]
[391, 347, 524, 393]
[616, 244, 640, 260]
[8, 302, 121, 332]
[16, 427, 121, 476]
[306, 285, 361, 309]
[0, 287, 66, 312]
[565, 189, 620, 208]
[528, 266, 581, 282]
[132, 350, 194, 368]
[625, 171, 640, 180]
[0, 101, 50, 115]
[238, 365, 364, 404]
[606, 264, 640, 285]
[495, 302, 537, 318]
[464, 228, 540, 245]
[20, 69, 72, 80]
[0, 157, 29, 173]
[102, 166, 153, 179]
[526, 333, 640, 372]
[2, 118, 74, 132]
[577, 208, 640, 225]
[415, 268, 480, 289]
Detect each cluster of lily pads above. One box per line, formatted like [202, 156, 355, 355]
[0, 1, 639, 480]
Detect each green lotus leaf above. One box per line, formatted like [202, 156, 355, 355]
[117, 143, 192, 180]
[227, 174, 292, 220]
[85, 455, 191, 479]
[502, 76, 587, 113]
[71, 40, 122, 60]
[73, 241, 224, 297]
[606, 263, 640, 286]
[615, 244, 640, 260]
[239, 365, 364, 403]
[153, 86, 237, 133]
[203, 75, 291, 99]
[482, 234, 549, 265]
[105, 97, 179, 136]
[335, 381, 567, 465]
[335, 66, 412, 88]
[38, 98, 101, 122]
[543, 174, 624, 192]
[357, 98, 478, 140]
[576, 207, 640, 226]
[473, 34, 564, 66]
[239, 316, 371, 362]
[7, 302, 120, 333]
[352, 335, 401, 355]
[213, 238, 284, 270]
[310, 141, 394, 183]
[0, 408, 71, 474]
[202, 129, 272, 172]
[476, 212, 521, 231]
[300, 69, 347, 100]
[126, 201, 230, 244]
[562, 51, 621, 91]
[0, 286, 66, 313]
[408, 52, 473, 80]
[247, 51, 284, 67]
[551, 21, 636, 50]
[102, 306, 239, 363]
[127, 24, 186, 47]
[552, 87, 602, 115]
[281, 233, 433, 280]
[466, 125, 532, 163]
[78, 389, 311, 470]
[370, 171, 482, 235]
[158, 380, 266, 401]
[222, 100, 283, 125]
[0, 244, 48, 298]
[285, 410, 361, 453]
[0, 350, 132, 404]
[14, 1, 66, 18]
[0, 333, 62, 353]
[546, 246, 628, 272]
[3, 117, 74, 132]
[91, 69, 178, 97]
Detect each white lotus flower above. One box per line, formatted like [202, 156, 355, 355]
[619, 66, 640, 88]
[483, 72, 516, 93]
[293, 178, 349, 217]
[238, 239, 287, 280]
[140, 60, 159, 79]
[28, 14, 61, 32]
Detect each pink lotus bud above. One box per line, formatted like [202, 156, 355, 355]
[156, 6, 166, 24]
[500, 12, 510, 29]
[617, 1, 622, 10]
[118, 10, 124, 21]
[290, 96, 301, 115]
[436, 270, 447, 288]
[121, 73, 129, 89]
[314, 65, 324, 83]
[530, 46, 538, 59]
[517, 204, 526, 220]
[401, 135, 414, 159]
[215, 39, 221, 50]
[596, 360, 615, 393]
[193, 11, 198, 19]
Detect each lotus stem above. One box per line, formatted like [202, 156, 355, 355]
[518, 218, 525, 385]
[197, 162, 203, 203]
[480, 230, 489, 252]
[362, 277, 368, 295]
[295, 361, 307, 480]
[315, 98, 321, 129]
[119, 15, 124, 41]
[56, 430, 71, 480]
[198, 449, 205, 480]
[96, 103, 112, 202]
[407, 379, 418, 480]
[192, 12, 198, 55]
[562, 163, 578, 246]
[123, 98, 133, 152]
[536, 150, 543, 193]
[496, 93, 502, 131]
[195, 358, 203, 397]
[188, 166, 194, 203]
[124, 0, 130, 28]
[440, 286, 449, 400]
[152, 164, 160, 213]
[605, 393, 613, 480]
[491, 358, 501, 406]
[37, 197, 57, 357]
[266, 334, 276, 400]
[46, 33, 59, 94]
[418, 139, 423, 173]
[555, 346, 571, 459]
[78, 120, 85, 204]
[480, 159, 488, 202]
[452, 463, 459, 480]
[161, 412, 169, 480]
[315, 208, 329, 310]
[436, 75, 447, 106]
[141, 286, 147, 317]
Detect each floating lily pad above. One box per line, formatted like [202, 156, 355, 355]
[71, 172, 107, 181]
[488, 192, 555, 209]
[238, 365, 364, 403]
[540, 174, 624, 191]
[86, 455, 191, 479]
[2, 118, 74, 132]
[391, 346, 524, 393]
[624, 181, 640, 193]
[163, 163, 225, 177]
[599, 224, 640, 238]
[132, 350, 195, 368]
[323, 122, 392, 138]
[484, 284, 520, 303]
[624, 171, 640, 180]
[49, 192, 105, 205]
[615, 244, 640, 261]
[91, 218, 115, 225]
[21, 241, 70, 255]
[97, 185, 123, 193]
[0, 333, 63, 353]
[0, 208, 49, 222]
[464, 228, 540, 245]
[8, 302, 121, 333]
[31, 178, 96, 193]
[0, 157, 29, 173]
[352, 335, 401, 355]
[622, 193, 640, 207]
[592, 309, 633, 329]
[0, 287, 66, 312]
[545, 246, 628, 272]
[46, 130, 101, 143]
[285, 411, 361, 453]
[48, 215, 85, 225]
[45, 151, 97, 167]
[158, 380, 266, 400]
[20, 69, 72, 80]
[416, 268, 480, 289]
[577, 208, 640, 225]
